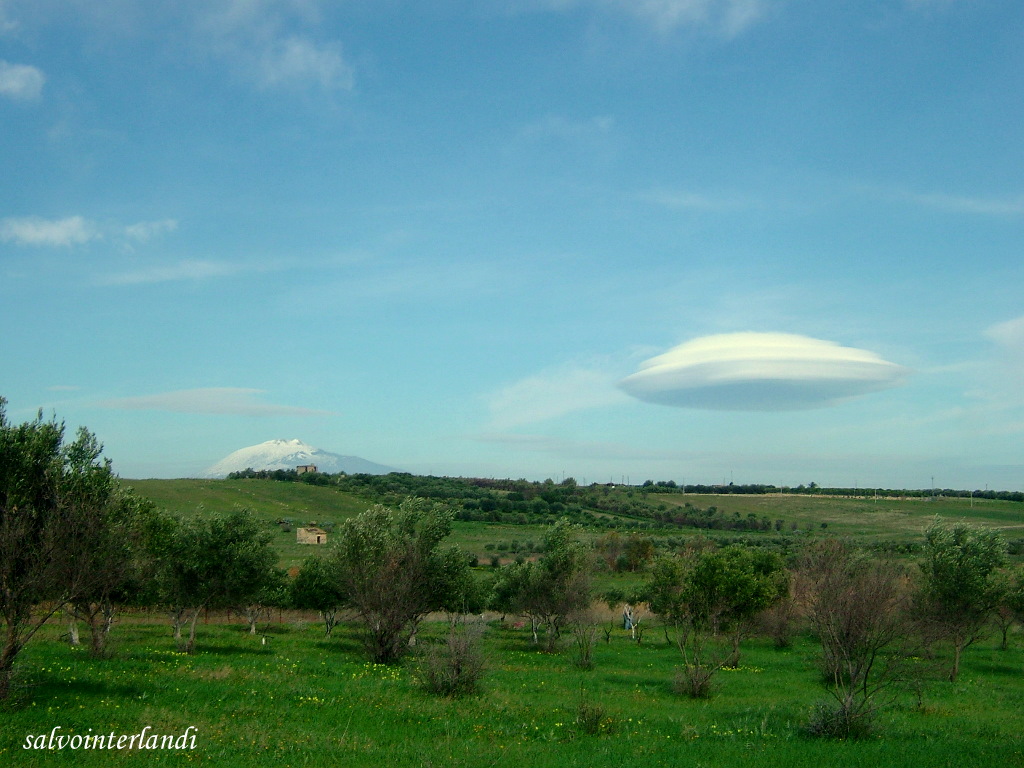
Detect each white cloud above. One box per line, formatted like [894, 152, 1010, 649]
[619, 332, 908, 411]
[98, 388, 334, 417]
[259, 35, 352, 90]
[1, 214, 180, 251]
[124, 218, 179, 242]
[0, 59, 44, 100]
[195, 2, 354, 91]
[0, 215, 96, 246]
[97, 259, 238, 286]
[486, 363, 630, 429]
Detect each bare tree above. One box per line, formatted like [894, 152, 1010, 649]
[798, 540, 914, 738]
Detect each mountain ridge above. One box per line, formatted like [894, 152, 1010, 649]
[201, 438, 397, 478]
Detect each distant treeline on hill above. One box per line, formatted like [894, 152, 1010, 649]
[227, 468, 785, 533]
[226, 468, 1024, 503]
[223, 468, 1022, 544]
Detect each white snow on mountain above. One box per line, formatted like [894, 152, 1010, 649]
[200, 438, 397, 478]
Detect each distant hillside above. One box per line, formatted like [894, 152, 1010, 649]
[201, 438, 397, 478]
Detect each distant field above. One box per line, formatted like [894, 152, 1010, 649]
[122, 478, 1024, 569]
[656, 492, 1024, 540]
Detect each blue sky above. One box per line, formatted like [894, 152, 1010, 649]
[2, 0, 1022, 489]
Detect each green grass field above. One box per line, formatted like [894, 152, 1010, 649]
[3, 615, 1023, 767]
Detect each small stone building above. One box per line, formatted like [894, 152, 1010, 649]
[297, 526, 328, 545]
[296, 464, 318, 474]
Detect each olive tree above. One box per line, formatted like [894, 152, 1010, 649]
[290, 555, 347, 636]
[148, 508, 278, 653]
[641, 544, 787, 698]
[331, 499, 472, 664]
[993, 565, 1024, 650]
[67, 485, 156, 658]
[916, 518, 1007, 682]
[0, 401, 134, 698]
[491, 519, 592, 651]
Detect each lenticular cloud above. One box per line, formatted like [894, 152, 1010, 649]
[619, 332, 907, 411]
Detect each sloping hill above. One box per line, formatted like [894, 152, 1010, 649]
[123, 478, 376, 568]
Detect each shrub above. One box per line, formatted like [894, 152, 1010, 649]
[571, 620, 598, 670]
[672, 663, 716, 699]
[418, 621, 486, 698]
[803, 701, 873, 740]
[575, 689, 615, 735]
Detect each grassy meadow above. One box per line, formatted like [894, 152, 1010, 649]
[4, 477, 1019, 765]
[3, 614, 1023, 767]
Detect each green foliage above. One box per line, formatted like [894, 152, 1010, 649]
[491, 519, 592, 651]
[146, 508, 278, 653]
[290, 555, 346, 636]
[575, 688, 615, 735]
[917, 518, 1008, 681]
[684, 545, 789, 632]
[642, 544, 788, 695]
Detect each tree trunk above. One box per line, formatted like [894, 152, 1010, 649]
[726, 630, 742, 668]
[170, 608, 185, 645]
[0, 638, 19, 700]
[185, 608, 202, 654]
[67, 616, 81, 647]
[950, 641, 963, 683]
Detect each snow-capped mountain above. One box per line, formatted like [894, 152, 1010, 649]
[201, 439, 397, 478]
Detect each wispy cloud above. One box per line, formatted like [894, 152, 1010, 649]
[1, 215, 180, 248]
[0, 215, 96, 246]
[258, 34, 352, 90]
[98, 388, 335, 417]
[620, 332, 909, 411]
[641, 187, 760, 212]
[512, 0, 769, 36]
[0, 59, 44, 100]
[124, 218, 179, 242]
[985, 316, 1024, 349]
[486, 362, 630, 429]
[610, 0, 768, 35]
[475, 431, 665, 462]
[97, 259, 239, 286]
[197, 1, 354, 91]
[520, 114, 614, 142]
[907, 191, 1024, 217]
